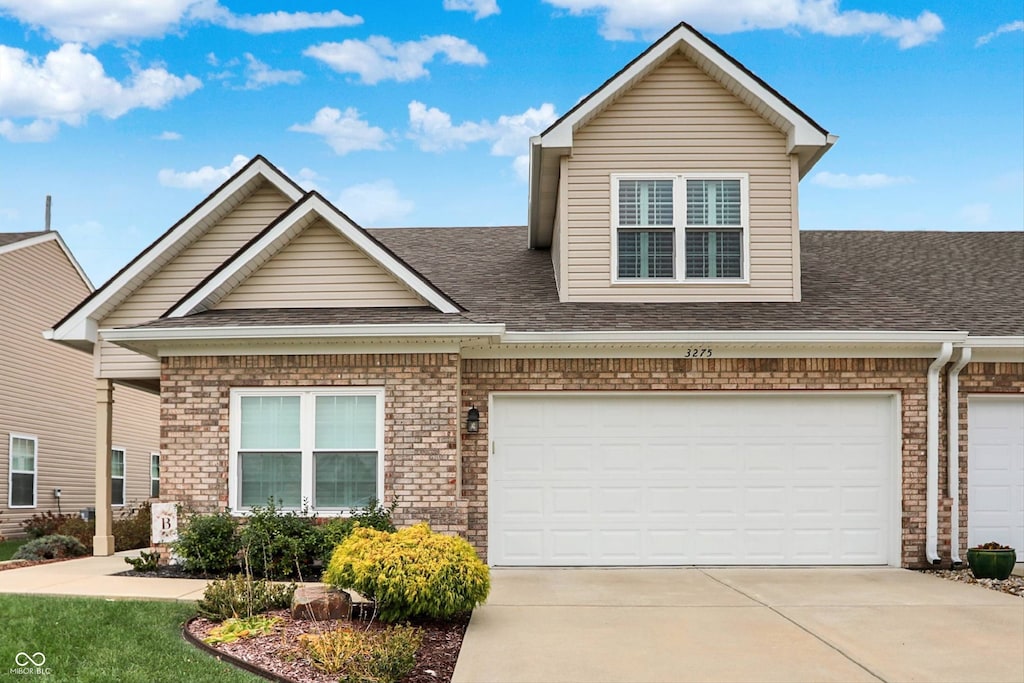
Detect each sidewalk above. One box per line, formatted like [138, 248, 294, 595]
[0, 551, 209, 601]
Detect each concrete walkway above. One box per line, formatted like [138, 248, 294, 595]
[0, 551, 208, 601]
[453, 567, 1024, 683]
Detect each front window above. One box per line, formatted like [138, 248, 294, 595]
[613, 174, 748, 281]
[111, 448, 125, 506]
[150, 453, 160, 498]
[9, 435, 37, 508]
[230, 388, 384, 513]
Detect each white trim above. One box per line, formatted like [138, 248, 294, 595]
[965, 337, 1024, 363]
[228, 387, 385, 515]
[8, 433, 38, 509]
[166, 193, 460, 317]
[46, 158, 304, 346]
[499, 330, 968, 345]
[110, 446, 126, 508]
[488, 390, 902, 567]
[150, 452, 161, 499]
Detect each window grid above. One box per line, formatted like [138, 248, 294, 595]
[111, 448, 125, 507]
[9, 434, 37, 508]
[150, 453, 160, 498]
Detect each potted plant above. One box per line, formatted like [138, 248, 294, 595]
[966, 542, 1017, 580]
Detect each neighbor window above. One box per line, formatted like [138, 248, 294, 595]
[230, 388, 383, 513]
[150, 453, 160, 498]
[111, 448, 125, 506]
[9, 434, 37, 508]
[613, 174, 748, 281]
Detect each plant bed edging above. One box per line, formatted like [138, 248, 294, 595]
[182, 617, 294, 683]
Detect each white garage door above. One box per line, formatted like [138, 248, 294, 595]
[968, 396, 1024, 561]
[489, 393, 896, 566]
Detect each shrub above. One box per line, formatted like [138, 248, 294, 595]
[203, 615, 281, 645]
[55, 517, 94, 549]
[318, 498, 398, 564]
[323, 523, 490, 623]
[173, 511, 241, 575]
[240, 500, 321, 580]
[21, 511, 76, 539]
[299, 625, 422, 683]
[113, 501, 152, 551]
[196, 574, 296, 620]
[124, 550, 161, 572]
[12, 534, 88, 561]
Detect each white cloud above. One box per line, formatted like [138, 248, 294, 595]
[976, 20, 1024, 47]
[155, 130, 182, 140]
[337, 179, 414, 226]
[0, 0, 362, 45]
[544, 0, 943, 48]
[444, 0, 500, 20]
[959, 203, 991, 227]
[295, 167, 324, 192]
[810, 171, 914, 189]
[242, 53, 303, 90]
[158, 154, 248, 190]
[304, 35, 487, 85]
[289, 107, 390, 155]
[0, 118, 59, 142]
[407, 100, 557, 178]
[0, 43, 200, 140]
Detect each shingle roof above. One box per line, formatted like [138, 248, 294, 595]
[0, 231, 46, 248]
[123, 227, 1024, 337]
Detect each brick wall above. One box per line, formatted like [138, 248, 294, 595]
[160, 353, 466, 533]
[461, 357, 934, 568]
[956, 362, 1024, 559]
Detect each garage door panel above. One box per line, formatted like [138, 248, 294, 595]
[490, 394, 895, 566]
[968, 397, 1024, 561]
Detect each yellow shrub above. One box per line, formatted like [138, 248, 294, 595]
[299, 626, 421, 682]
[322, 523, 490, 623]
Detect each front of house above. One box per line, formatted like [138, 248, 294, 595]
[48, 23, 1023, 568]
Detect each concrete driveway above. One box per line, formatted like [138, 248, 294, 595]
[452, 567, 1023, 683]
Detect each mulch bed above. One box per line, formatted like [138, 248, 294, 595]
[185, 609, 469, 683]
[117, 565, 323, 581]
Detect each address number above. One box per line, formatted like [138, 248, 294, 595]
[683, 347, 713, 358]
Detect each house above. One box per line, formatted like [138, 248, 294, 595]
[47, 23, 1022, 567]
[0, 230, 160, 541]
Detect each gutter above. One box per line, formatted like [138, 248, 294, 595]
[947, 347, 972, 566]
[926, 342, 953, 565]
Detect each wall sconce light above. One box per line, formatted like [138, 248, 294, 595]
[466, 406, 480, 433]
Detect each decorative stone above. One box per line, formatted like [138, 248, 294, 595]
[291, 584, 351, 621]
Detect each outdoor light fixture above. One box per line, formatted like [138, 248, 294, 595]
[466, 406, 480, 433]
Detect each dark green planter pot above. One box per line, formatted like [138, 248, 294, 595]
[967, 548, 1016, 580]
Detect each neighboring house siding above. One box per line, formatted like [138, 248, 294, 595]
[214, 219, 427, 310]
[98, 183, 292, 378]
[160, 354, 466, 533]
[0, 238, 159, 538]
[461, 357, 935, 568]
[563, 51, 796, 302]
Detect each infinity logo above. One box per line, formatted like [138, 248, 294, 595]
[15, 652, 45, 667]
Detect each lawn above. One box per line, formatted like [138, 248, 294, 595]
[0, 538, 24, 561]
[0, 595, 260, 682]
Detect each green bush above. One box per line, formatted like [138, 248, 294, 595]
[323, 523, 490, 623]
[299, 625, 421, 683]
[124, 550, 161, 572]
[113, 501, 152, 551]
[196, 574, 296, 620]
[55, 517, 94, 549]
[318, 498, 398, 564]
[240, 500, 321, 580]
[12, 534, 88, 561]
[21, 511, 76, 539]
[172, 512, 240, 575]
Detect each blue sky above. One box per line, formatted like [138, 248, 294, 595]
[1, 0, 1021, 284]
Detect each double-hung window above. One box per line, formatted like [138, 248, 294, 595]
[9, 434, 37, 508]
[613, 173, 748, 282]
[230, 388, 384, 513]
[111, 448, 125, 507]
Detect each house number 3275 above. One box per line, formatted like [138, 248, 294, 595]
[683, 347, 713, 358]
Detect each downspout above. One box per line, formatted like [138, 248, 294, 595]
[926, 342, 953, 565]
[947, 347, 972, 566]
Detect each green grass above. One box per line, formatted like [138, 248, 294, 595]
[0, 538, 24, 561]
[0, 595, 261, 682]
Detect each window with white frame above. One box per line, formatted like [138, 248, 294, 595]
[111, 448, 125, 506]
[613, 174, 748, 281]
[230, 388, 383, 513]
[9, 434, 37, 508]
[150, 453, 160, 498]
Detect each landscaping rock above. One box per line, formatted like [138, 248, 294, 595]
[291, 584, 350, 621]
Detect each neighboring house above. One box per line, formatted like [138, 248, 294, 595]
[47, 23, 1022, 567]
[0, 230, 160, 541]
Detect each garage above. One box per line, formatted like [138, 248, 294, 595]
[489, 393, 898, 566]
[968, 396, 1024, 560]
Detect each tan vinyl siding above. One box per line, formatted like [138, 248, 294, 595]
[564, 51, 797, 302]
[0, 238, 158, 538]
[214, 219, 427, 309]
[98, 183, 292, 377]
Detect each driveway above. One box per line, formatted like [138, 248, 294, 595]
[452, 567, 1023, 683]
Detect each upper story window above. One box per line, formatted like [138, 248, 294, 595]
[613, 173, 748, 282]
